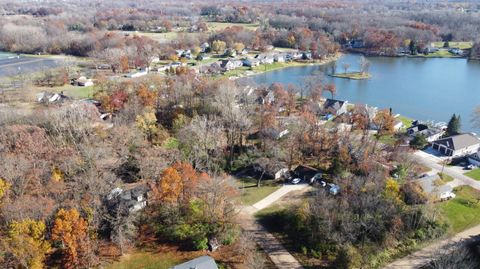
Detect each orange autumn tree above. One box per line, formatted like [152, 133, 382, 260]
[51, 208, 91, 269]
[172, 162, 199, 202]
[157, 167, 183, 203]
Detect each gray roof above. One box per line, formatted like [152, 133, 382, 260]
[433, 133, 480, 150]
[416, 174, 452, 194]
[171, 256, 218, 269]
[323, 99, 346, 111]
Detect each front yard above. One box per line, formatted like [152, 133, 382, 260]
[438, 186, 480, 233]
[236, 177, 281, 206]
[105, 251, 181, 269]
[464, 168, 480, 181]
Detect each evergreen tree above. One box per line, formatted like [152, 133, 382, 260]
[446, 114, 461, 136]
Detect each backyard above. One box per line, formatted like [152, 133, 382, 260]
[438, 186, 480, 233]
[236, 177, 280, 205]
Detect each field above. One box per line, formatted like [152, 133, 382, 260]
[432, 41, 473, 50]
[465, 168, 480, 181]
[237, 177, 280, 205]
[207, 22, 259, 31]
[397, 115, 414, 128]
[438, 186, 480, 233]
[105, 251, 181, 269]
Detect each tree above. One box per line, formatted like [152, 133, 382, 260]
[211, 40, 226, 54]
[373, 109, 395, 135]
[4, 219, 51, 269]
[342, 63, 350, 74]
[233, 42, 245, 53]
[359, 56, 370, 74]
[446, 114, 461, 136]
[0, 177, 9, 201]
[325, 84, 336, 99]
[156, 167, 183, 203]
[135, 109, 159, 143]
[410, 134, 428, 149]
[51, 208, 93, 269]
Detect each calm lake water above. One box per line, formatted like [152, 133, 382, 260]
[248, 54, 480, 132]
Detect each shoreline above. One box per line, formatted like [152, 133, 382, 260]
[229, 52, 342, 80]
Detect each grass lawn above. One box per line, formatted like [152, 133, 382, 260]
[62, 85, 95, 99]
[105, 251, 182, 269]
[432, 41, 473, 50]
[237, 177, 280, 206]
[207, 22, 259, 31]
[409, 49, 463, 58]
[465, 168, 480, 181]
[378, 134, 397, 146]
[330, 72, 371, 80]
[397, 115, 414, 128]
[438, 186, 480, 233]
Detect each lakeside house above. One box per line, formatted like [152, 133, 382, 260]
[171, 256, 218, 269]
[323, 98, 348, 116]
[220, 59, 243, 71]
[125, 68, 149, 78]
[243, 58, 261, 67]
[468, 151, 480, 167]
[255, 54, 274, 64]
[74, 76, 94, 87]
[407, 121, 445, 142]
[431, 133, 480, 157]
[274, 54, 286, 63]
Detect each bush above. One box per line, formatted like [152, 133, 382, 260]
[410, 134, 428, 149]
[333, 245, 362, 269]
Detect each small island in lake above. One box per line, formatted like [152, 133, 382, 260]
[330, 71, 371, 80]
[329, 55, 371, 80]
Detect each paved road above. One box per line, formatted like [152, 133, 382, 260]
[413, 150, 480, 190]
[384, 224, 480, 269]
[239, 184, 310, 269]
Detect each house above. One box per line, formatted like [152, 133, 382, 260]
[449, 48, 463, 55]
[36, 91, 70, 104]
[407, 121, 445, 142]
[75, 76, 94, 87]
[351, 39, 365, 49]
[274, 54, 286, 63]
[201, 42, 210, 52]
[171, 256, 218, 269]
[323, 98, 348, 116]
[431, 133, 480, 157]
[301, 51, 312, 60]
[220, 59, 243, 71]
[293, 165, 321, 182]
[416, 174, 455, 201]
[255, 54, 274, 64]
[106, 184, 150, 213]
[468, 151, 480, 167]
[243, 58, 260, 67]
[241, 48, 249, 55]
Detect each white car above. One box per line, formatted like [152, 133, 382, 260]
[291, 178, 302, 184]
[440, 191, 456, 201]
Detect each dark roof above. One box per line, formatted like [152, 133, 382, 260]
[171, 256, 218, 269]
[407, 124, 428, 133]
[433, 133, 480, 150]
[323, 99, 346, 111]
[293, 165, 319, 179]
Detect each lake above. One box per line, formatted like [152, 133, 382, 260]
[0, 52, 62, 78]
[247, 54, 480, 132]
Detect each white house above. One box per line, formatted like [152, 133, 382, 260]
[75, 76, 94, 87]
[431, 133, 480, 157]
[407, 122, 445, 142]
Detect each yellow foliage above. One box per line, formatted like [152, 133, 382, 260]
[136, 109, 159, 141]
[0, 178, 10, 200]
[7, 219, 51, 269]
[51, 167, 63, 182]
[385, 178, 401, 202]
[158, 167, 183, 203]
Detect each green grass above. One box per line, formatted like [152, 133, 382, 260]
[397, 115, 414, 128]
[432, 41, 473, 50]
[330, 72, 371, 80]
[237, 177, 280, 206]
[105, 251, 182, 269]
[438, 186, 480, 233]
[63, 85, 95, 99]
[207, 22, 259, 31]
[409, 49, 463, 58]
[465, 168, 480, 181]
[162, 137, 179, 150]
[378, 134, 397, 145]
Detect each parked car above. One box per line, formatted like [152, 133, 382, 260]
[291, 178, 302, 184]
[309, 173, 323, 184]
[328, 183, 340, 195]
[440, 191, 456, 201]
[466, 164, 475, 170]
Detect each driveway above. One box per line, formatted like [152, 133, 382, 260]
[413, 150, 480, 190]
[239, 184, 310, 269]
